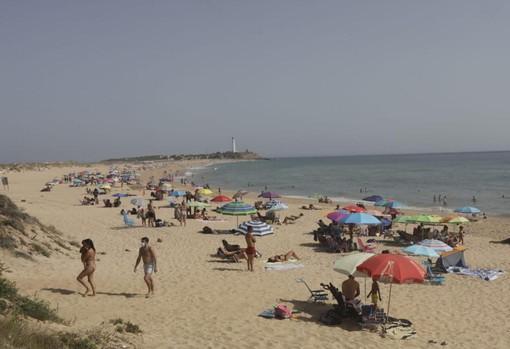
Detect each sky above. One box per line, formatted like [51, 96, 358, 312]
[1, 0, 510, 162]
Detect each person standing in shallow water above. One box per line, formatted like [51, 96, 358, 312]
[77, 239, 96, 297]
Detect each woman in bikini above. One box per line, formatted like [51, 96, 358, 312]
[77, 239, 96, 296]
[245, 227, 256, 272]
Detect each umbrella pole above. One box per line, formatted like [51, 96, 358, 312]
[386, 281, 393, 323]
[364, 277, 367, 299]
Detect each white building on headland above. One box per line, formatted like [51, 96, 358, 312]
[232, 137, 237, 153]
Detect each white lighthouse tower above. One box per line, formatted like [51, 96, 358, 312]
[232, 137, 237, 153]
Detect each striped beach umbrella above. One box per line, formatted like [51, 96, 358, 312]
[236, 221, 273, 236]
[218, 201, 257, 225]
[418, 239, 453, 252]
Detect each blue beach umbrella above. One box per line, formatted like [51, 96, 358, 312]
[454, 206, 480, 214]
[170, 190, 187, 197]
[363, 195, 384, 202]
[267, 202, 289, 212]
[384, 201, 406, 209]
[112, 193, 129, 198]
[374, 200, 389, 207]
[339, 213, 382, 225]
[402, 245, 439, 258]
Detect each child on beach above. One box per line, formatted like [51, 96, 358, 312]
[367, 278, 382, 308]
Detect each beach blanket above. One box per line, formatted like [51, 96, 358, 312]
[264, 261, 304, 271]
[258, 308, 301, 319]
[447, 267, 504, 281]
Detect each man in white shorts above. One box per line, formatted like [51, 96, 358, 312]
[134, 237, 157, 298]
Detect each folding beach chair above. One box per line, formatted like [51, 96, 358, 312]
[295, 278, 328, 302]
[357, 238, 376, 253]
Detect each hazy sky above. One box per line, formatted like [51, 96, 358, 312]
[1, 1, 510, 162]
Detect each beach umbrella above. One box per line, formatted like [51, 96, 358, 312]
[339, 213, 381, 225]
[363, 195, 384, 202]
[130, 198, 146, 207]
[454, 206, 480, 214]
[365, 209, 383, 216]
[393, 215, 416, 224]
[384, 201, 405, 209]
[236, 221, 273, 236]
[267, 202, 289, 212]
[447, 216, 469, 224]
[211, 195, 232, 203]
[414, 214, 443, 225]
[418, 239, 453, 252]
[112, 193, 129, 198]
[334, 252, 375, 276]
[402, 245, 439, 258]
[342, 204, 366, 213]
[326, 210, 350, 222]
[334, 252, 375, 297]
[198, 188, 213, 196]
[259, 191, 281, 199]
[187, 201, 211, 208]
[218, 201, 257, 225]
[233, 190, 249, 200]
[170, 190, 187, 197]
[356, 253, 426, 319]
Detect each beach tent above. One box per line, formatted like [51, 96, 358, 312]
[236, 221, 273, 236]
[436, 248, 468, 272]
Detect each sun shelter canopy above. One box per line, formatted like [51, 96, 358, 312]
[436, 248, 468, 272]
[236, 221, 273, 236]
[454, 206, 480, 214]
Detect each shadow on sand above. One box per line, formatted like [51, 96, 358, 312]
[279, 298, 361, 331]
[41, 288, 139, 298]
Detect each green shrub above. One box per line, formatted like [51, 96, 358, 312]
[125, 321, 142, 334]
[0, 277, 17, 300]
[60, 333, 98, 349]
[30, 242, 51, 257]
[0, 231, 17, 250]
[16, 296, 61, 322]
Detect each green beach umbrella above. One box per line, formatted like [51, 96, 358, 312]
[414, 214, 443, 225]
[218, 201, 257, 225]
[393, 215, 417, 224]
[187, 201, 211, 208]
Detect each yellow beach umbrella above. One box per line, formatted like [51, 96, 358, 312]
[448, 216, 469, 225]
[198, 188, 213, 196]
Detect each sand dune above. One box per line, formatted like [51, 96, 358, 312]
[1, 163, 509, 348]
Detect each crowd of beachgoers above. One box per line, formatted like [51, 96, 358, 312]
[2, 162, 509, 348]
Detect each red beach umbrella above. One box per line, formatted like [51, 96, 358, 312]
[211, 195, 232, 203]
[356, 253, 425, 319]
[356, 254, 425, 284]
[342, 204, 366, 213]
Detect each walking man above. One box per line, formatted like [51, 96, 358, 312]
[134, 237, 157, 298]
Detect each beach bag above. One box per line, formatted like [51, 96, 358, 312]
[274, 304, 292, 319]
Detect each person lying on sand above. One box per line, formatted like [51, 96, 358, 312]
[216, 247, 247, 262]
[267, 250, 300, 263]
[301, 204, 322, 210]
[282, 213, 304, 224]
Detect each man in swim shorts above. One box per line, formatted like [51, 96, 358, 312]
[134, 237, 157, 298]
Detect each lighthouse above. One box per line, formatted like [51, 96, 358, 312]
[232, 137, 237, 153]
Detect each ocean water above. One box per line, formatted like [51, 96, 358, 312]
[192, 152, 510, 215]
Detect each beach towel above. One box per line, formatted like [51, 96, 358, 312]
[264, 261, 304, 271]
[447, 267, 504, 281]
[258, 308, 300, 319]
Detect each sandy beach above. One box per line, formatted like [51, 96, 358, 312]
[1, 161, 510, 349]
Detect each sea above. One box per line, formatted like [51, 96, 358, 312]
[190, 151, 510, 215]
